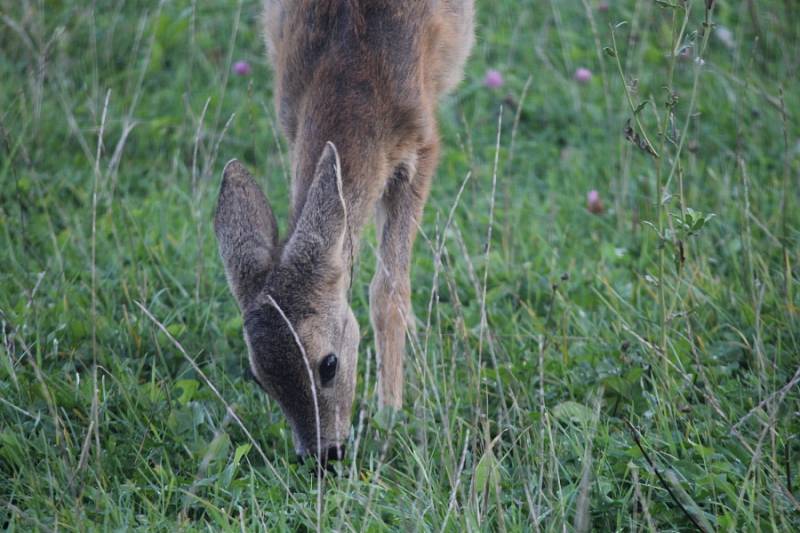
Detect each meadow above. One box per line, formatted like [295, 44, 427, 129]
[1, 0, 799, 530]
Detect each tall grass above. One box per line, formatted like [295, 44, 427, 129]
[1, 0, 798, 530]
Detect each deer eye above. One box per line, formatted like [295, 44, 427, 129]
[319, 353, 338, 386]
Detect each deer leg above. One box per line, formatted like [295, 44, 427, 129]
[370, 142, 437, 409]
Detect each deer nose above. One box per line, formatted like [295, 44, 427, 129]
[295, 445, 346, 465]
[326, 445, 345, 462]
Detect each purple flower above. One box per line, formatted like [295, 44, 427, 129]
[232, 60, 252, 76]
[483, 69, 504, 89]
[597, 1, 609, 12]
[587, 190, 604, 214]
[574, 67, 592, 85]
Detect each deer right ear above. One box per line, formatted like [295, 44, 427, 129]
[214, 160, 278, 311]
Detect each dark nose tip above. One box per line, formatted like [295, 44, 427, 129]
[326, 445, 345, 462]
[296, 446, 346, 471]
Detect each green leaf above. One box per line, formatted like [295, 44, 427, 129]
[0, 428, 25, 468]
[663, 469, 716, 533]
[553, 401, 594, 426]
[167, 323, 185, 338]
[175, 379, 199, 406]
[233, 443, 252, 467]
[205, 432, 231, 464]
[695, 213, 716, 231]
[474, 447, 497, 494]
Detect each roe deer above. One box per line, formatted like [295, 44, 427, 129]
[214, 0, 474, 462]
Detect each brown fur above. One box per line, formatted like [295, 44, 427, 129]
[215, 0, 473, 460]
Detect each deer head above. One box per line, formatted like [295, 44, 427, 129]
[214, 143, 359, 462]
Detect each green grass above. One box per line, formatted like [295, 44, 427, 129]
[1, 0, 799, 530]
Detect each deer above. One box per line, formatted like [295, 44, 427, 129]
[214, 0, 474, 464]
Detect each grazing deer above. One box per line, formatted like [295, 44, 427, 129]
[214, 0, 474, 462]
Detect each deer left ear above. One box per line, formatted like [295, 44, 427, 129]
[282, 142, 347, 270]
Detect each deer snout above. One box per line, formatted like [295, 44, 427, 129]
[326, 444, 345, 462]
[296, 444, 346, 467]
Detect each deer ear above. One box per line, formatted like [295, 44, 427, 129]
[282, 142, 347, 272]
[214, 160, 279, 310]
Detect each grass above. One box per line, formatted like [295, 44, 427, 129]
[1, 0, 798, 530]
